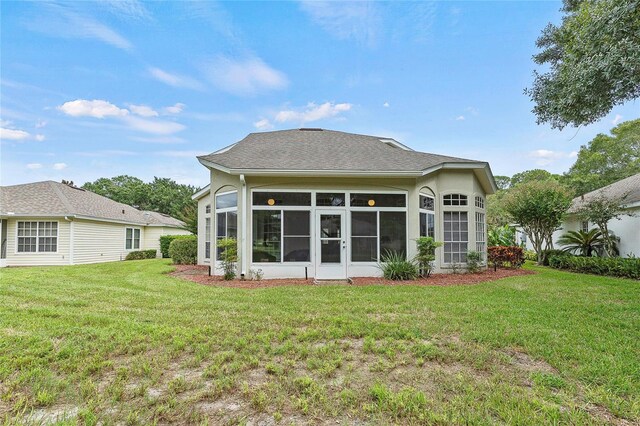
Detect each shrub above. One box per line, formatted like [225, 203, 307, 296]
[168, 236, 198, 265]
[488, 225, 516, 247]
[217, 237, 238, 280]
[487, 246, 525, 269]
[524, 250, 537, 262]
[540, 249, 565, 266]
[159, 235, 193, 258]
[125, 250, 157, 261]
[466, 251, 483, 273]
[548, 255, 640, 280]
[378, 251, 418, 280]
[415, 237, 443, 278]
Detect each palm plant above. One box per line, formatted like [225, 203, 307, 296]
[557, 229, 604, 257]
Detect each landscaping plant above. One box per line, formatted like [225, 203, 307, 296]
[415, 236, 443, 278]
[160, 235, 194, 258]
[548, 253, 640, 280]
[487, 246, 525, 269]
[124, 250, 157, 260]
[557, 229, 605, 257]
[217, 237, 238, 280]
[466, 251, 483, 273]
[378, 250, 418, 280]
[168, 236, 198, 265]
[487, 225, 516, 247]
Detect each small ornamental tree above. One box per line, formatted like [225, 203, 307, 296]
[217, 237, 238, 280]
[415, 237, 443, 278]
[575, 193, 634, 257]
[503, 180, 572, 265]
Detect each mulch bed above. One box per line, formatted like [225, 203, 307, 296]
[170, 265, 536, 289]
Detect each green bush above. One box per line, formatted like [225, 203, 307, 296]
[159, 235, 192, 258]
[487, 246, 525, 269]
[125, 250, 157, 261]
[524, 250, 537, 262]
[378, 251, 418, 280]
[466, 251, 483, 273]
[168, 236, 198, 265]
[548, 254, 640, 280]
[217, 237, 237, 280]
[415, 236, 443, 278]
[541, 249, 565, 266]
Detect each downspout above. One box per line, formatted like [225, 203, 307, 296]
[240, 174, 247, 278]
[64, 216, 74, 265]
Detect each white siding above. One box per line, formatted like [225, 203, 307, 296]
[73, 219, 136, 264]
[5, 217, 71, 266]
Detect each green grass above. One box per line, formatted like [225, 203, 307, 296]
[0, 260, 638, 425]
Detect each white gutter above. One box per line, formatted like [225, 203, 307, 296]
[64, 216, 74, 265]
[191, 184, 211, 200]
[240, 174, 247, 278]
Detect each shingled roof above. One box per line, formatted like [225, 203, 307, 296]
[0, 181, 185, 227]
[570, 172, 640, 212]
[197, 129, 482, 173]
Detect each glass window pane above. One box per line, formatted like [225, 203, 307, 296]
[126, 228, 132, 239]
[205, 218, 211, 243]
[316, 193, 346, 207]
[284, 211, 310, 236]
[227, 212, 238, 238]
[217, 212, 226, 237]
[284, 237, 310, 262]
[380, 212, 406, 258]
[420, 212, 427, 237]
[351, 212, 376, 236]
[420, 195, 435, 211]
[321, 240, 341, 263]
[320, 214, 341, 238]
[350, 193, 405, 207]
[216, 192, 238, 209]
[253, 192, 311, 206]
[252, 210, 281, 262]
[351, 237, 377, 262]
[205, 242, 210, 259]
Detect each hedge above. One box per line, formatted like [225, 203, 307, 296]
[548, 254, 640, 280]
[487, 246, 525, 269]
[168, 236, 198, 265]
[125, 250, 157, 261]
[160, 235, 193, 258]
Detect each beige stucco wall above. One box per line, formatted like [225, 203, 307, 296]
[4, 217, 72, 266]
[197, 168, 490, 277]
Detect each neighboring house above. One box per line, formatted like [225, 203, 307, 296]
[193, 128, 496, 279]
[0, 181, 190, 267]
[520, 172, 640, 257]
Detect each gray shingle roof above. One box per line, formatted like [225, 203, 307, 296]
[0, 181, 185, 227]
[571, 172, 640, 211]
[198, 129, 481, 172]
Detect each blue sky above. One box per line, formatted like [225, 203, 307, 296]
[1, 1, 638, 188]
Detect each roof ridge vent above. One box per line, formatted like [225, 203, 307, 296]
[299, 128, 323, 131]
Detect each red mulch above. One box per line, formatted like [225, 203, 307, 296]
[169, 265, 536, 289]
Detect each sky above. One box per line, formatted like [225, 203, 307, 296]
[1, 0, 638, 188]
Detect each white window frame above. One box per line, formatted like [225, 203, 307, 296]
[475, 211, 486, 262]
[205, 217, 211, 259]
[214, 190, 238, 261]
[443, 211, 469, 264]
[475, 196, 485, 209]
[581, 221, 589, 233]
[125, 227, 141, 250]
[16, 221, 59, 254]
[419, 192, 436, 239]
[443, 193, 468, 207]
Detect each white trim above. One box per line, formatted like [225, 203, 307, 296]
[67, 217, 75, 265]
[15, 220, 59, 254]
[240, 175, 248, 276]
[378, 138, 413, 151]
[191, 184, 211, 200]
[124, 226, 142, 251]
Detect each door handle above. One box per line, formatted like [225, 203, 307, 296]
[342, 241, 346, 248]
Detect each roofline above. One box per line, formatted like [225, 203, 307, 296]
[0, 213, 172, 227]
[422, 162, 497, 194]
[191, 184, 211, 200]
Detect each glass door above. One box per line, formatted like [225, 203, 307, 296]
[315, 210, 347, 279]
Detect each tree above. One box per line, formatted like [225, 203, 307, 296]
[82, 175, 148, 208]
[526, 0, 640, 129]
[493, 175, 512, 191]
[563, 119, 640, 195]
[509, 169, 560, 187]
[503, 180, 572, 264]
[575, 193, 634, 256]
[177, 203, 198, 235]
[557, 229, 605, 256]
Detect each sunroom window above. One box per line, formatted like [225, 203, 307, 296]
[443, 211, 468, 263]
[443, 194, 467, 206]
[419, 194, 435, 238]
[215, 191, 238, 260]
[351, 211, 406, 261]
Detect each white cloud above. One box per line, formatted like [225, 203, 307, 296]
[26, 163, 43, 170]
[202, 55, 288, 96]
[300, 1, 381, 47]
[53, 163, 68, 170]
[128, 104, 158, 117]
[101, 0, 152, 21]
[0, 127, 31, 140]
[275, 102, 352, 123]
[148, 67, 203, 90]
[254, 118, 273, 130]
[163, 103, 186, 114]
[466, 106, 479, 115]
[58, 99, 129, 118]
[122, 116, 185, 135]
[612, 114, 623, 125]
[383, 102, 390, 108]
[455, 115, 465, 121]
[528, 149, 577, 166]
[35, 134, 46, 142]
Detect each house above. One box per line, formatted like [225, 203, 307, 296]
[0, 180, 190, 267]
[193, 128, 496, 279]
[521, 172, 640, 257]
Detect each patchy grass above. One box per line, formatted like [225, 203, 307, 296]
[0, 260, 638, 424]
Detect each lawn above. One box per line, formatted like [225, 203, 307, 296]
[0, 260, 638, 425]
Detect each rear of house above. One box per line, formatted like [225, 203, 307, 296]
[0, 181, 190, 267]
[193, 129, 496, 279]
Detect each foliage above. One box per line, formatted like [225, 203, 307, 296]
[176, 202, 198, 235]
[217, 237, 238, 280]
[124, 250, 157, 260]
[557, 229, 605, 257]
[503, 180, 572, 264]
[378, 251, 419, 280]
[575, 193, 634, 257]
[159, 235, 193, 258]
[487, 191, 511, 228]
[414, 237, 443, 278]
[466, 251, 483, 273]
[2, 260, 640, 422]
[488, 225, 516, 247]
[493, 175, 512, 190]
[168, 236, 198, 265]
[524, 250, 538, 262]
[548, 253, 640, 280]
[487, 246, 525, 269]
[540, 249, 567, 266]
[563, 119, 640, 195]
[247, 268, 264, 281]
[526, 0, 640, 129]
[82, 175, 199, 222]
[510, 169, 560, 187]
